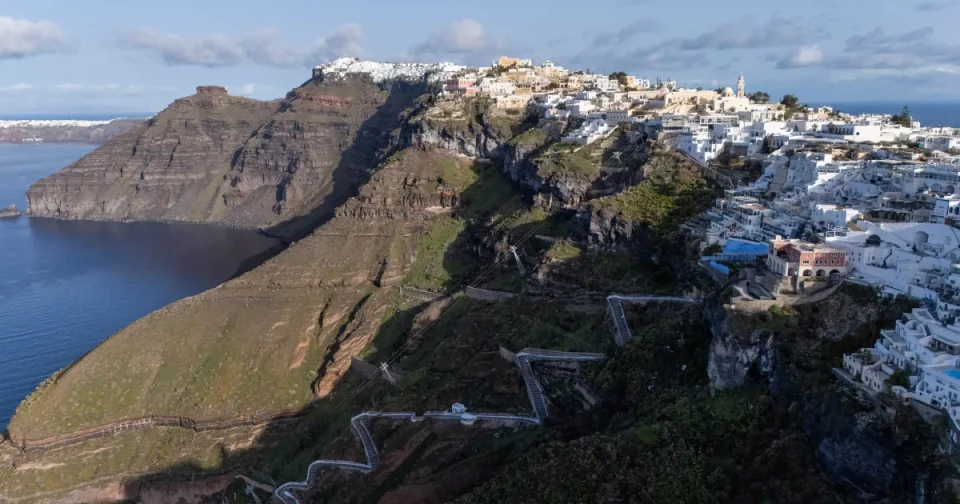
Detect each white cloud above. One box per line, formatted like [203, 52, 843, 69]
[777, 45, 823, 69]
[241, 83, 256, 95]
[305, 23, 365, 64]
[0, 82, 36, 93]
[118, 28, 245, 67]
[414, 18, 491, 55]
[119, 24, 364, 68]
[0, 17, 67, 60]
[243, 29, 303, 67]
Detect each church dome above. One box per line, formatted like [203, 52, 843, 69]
[721, 87, 734, 97]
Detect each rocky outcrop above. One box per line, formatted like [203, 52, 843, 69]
[500, 125, 600, 209]
[26, 86, 279, 226]
[0, 204, 21, 218]
[409, 116, 503, 159]
[406, 98, 524, 160]
[26, 73, 432, 238]
[2, 148, 481, 502]
[571, 206, 646, 253]
[226, 75, 430, 239]
[705, 302, 775, 390]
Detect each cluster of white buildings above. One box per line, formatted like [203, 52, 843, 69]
[660, 76, 960, 432]
[438, 56, 671, 145]
[837, 307, 960, 442]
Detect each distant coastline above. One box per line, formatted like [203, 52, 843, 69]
[827, 101, 960, 128]
[0, 113, 155, 121]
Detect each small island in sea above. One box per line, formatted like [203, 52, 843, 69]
[0, 205, 22, 218]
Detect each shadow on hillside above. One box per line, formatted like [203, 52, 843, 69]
[79, 152, 710, 503]
[261, 79, 428, 243]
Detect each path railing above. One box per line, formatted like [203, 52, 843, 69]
[605, 295, 702, 346]
[274, 348, 603, 504]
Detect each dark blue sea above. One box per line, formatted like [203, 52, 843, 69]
[829, 102, 960, 128]
[0, 144, 278, 429]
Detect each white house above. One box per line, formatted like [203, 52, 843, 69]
[561, 119, 613, 145]
[921, 135, 960, 152]
[811, 204, 859, 229]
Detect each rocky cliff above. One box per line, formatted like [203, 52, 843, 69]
[26, 70, 432, 237]
[0, 148, 491, 502]
[26, 86, 279, 226]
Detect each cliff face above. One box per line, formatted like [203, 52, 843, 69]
[1, 148, 483, 502]
[26, 77, 429, 236]
[225, 76, 428, 237]
[26, 86, 278, 225]
[705, 302, 776, 390]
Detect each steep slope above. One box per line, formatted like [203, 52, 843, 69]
[26, 64, 435, 234]
[221, 75, 430, 236]
[26, 87, 278, 224]
[0, 148, 518, 502]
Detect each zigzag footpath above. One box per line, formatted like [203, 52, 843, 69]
[274, 349, 603, 504]
[274, 295, 702, 504]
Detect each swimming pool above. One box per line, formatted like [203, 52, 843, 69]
[722, 239, 769, 255]
[943, 369, 960, 381]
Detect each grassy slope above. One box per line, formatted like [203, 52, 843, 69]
[6, 149, 488, 441]
[591, 143, 718, 233]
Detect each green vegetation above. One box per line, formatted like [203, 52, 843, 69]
[780, 94, 808, 119]
[545, 240, 582, 261]
[891, 105, 912, 127]
[405, 216, 468, 290]
[459, 286, 940, 504]
[592, 148, 716, 234]
[533, 143, 601, 178]
[747, 91, 770, 103]
[404, 157, 521, 292]
[509, 127, 548, 147]
[890, 369, 911, 388]
[608, 71, 629, 87]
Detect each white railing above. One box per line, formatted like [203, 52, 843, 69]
[275, 293, 704, 503]
[274, 348, 603, 504]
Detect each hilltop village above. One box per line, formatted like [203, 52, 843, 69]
[434, 55, 960, 449]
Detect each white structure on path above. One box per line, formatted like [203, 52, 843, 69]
[274, 348, 603, 504]
[275, 292, 704, 504]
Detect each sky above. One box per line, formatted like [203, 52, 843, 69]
[2, 0, 960, 115]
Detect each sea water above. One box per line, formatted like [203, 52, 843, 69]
[0, 144, 278, 429]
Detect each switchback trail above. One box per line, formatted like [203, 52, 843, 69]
[274, 294, 703, 504]
[274, 348, 604, 504]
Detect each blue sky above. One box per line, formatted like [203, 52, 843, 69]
[2, 0, 960, 114]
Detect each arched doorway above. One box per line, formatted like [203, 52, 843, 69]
[816, 269, 826, 277]
[803, 270, 812, 277]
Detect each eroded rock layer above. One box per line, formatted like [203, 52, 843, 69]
[26, 76, 428, 236]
